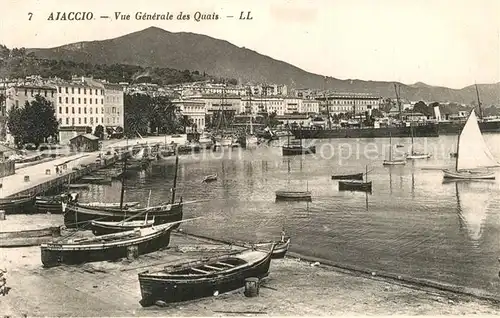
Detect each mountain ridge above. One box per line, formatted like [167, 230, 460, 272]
[25, 26, 500, 105]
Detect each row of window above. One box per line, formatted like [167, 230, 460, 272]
[58, 96, 104, 105]
[59, 116, 120, 125]
[24, 89, 55, 97]
[58, 106, 120, 115]
[330, 100, 376, 105]
[58, 87, 104, 95]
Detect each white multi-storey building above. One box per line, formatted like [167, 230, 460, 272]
[172, 99, 206, 131]
[54, 78, 105, 129]
[318, 93, 381, 114]
[103, 83, 124, 128]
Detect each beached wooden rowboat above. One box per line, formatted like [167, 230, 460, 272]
[62, 201, 183, 229]
[138, 243, 275, 306]
[0, 226, 61, 247]
[40, 222, 175, 268]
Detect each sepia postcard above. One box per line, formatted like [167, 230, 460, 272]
[0, 0, 499, 316]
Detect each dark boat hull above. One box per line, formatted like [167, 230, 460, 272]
[63, 202, 183, 229]
[338, 181, 372, 193]
[138, 250, 272, 306]
[291, 123, 439, 139]
[282, 146, 316, 156]
[40, 229, 172, 268]
[0, 196, 36, 214]
[331, 173, 364, 180]
[438, 120, 500, 135]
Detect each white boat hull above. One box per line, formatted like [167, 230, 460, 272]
[383, 160, 406, 166]
[443, 169, 495, 180]
[406, 153, 431, 159]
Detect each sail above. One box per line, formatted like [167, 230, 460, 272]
[456, 182, 492, 242]
[456, 110, 499, 170]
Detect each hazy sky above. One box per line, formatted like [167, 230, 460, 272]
[2, 0, 499, 89]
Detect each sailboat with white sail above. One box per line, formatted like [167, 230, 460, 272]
[443, 110, 499, 180]
[383, 133, 406, 165]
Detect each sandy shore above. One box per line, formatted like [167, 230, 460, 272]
[0, 231, 499, 316]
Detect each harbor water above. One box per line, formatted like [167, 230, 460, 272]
[77, 134, 500, 296]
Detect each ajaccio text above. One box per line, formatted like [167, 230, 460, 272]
[47, 12, 94, 20]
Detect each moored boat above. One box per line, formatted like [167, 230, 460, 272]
[282, 145, 316, 156]
[338, 180, 373, 192]
[383, 134, 406, 166]
[202, 174, 217, 183]
[443, 110, 499, 180]
[40, 222, 175, 268]
[331, 172, 364, 180]
[275, 190, 312, 201]
[90, 219, 155, 236]
[0, 194, 36, 214]
[62, 200, 183, 229]
[35, 192, 78, 214]
[138, 243, 275, 306]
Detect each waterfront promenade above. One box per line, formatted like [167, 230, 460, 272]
[0, 136, 172, 199]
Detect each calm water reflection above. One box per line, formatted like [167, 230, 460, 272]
[78, 134, 500, 295]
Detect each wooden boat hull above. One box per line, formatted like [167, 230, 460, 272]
[406, 153, 431, 159]
[442, 169, 495, 180]
[383, 160, 406, 166]
[138, 246, 273, 306]
[0, 196, 36, 214]
[202, 175, 217, 183]
[282, 146, 316, 156]
[270, 238, 290, 259]
[275, 191, 312, 201]
[90, 220, 154, 236]
[40, 227, 172, 268]
[338, 181, 372, 193]
[35, 193, 78, 214]
[63, 202, 183, 229]
[0, 227, 61, 247]
[331, 173, 364, 180]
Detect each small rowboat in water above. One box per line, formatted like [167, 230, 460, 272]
[338, 180, 372, 193]
[138, 243, 275, 306]
[275, 190, 312, 201]
[331, 172, 364, 180]
[202, 173, 217, 183]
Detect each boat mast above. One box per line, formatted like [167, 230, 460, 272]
[287, 121, 290, 147]
[119, 152, 127, 210]
[394, 83, 402, 119]
[389, 133, 393, 161]
[365, 165, 368, 182]
[455, 124, 461, 172]
[170, 151, 179, 204]
[475, 83, 483, 120]
[324, 77, 331, 130]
